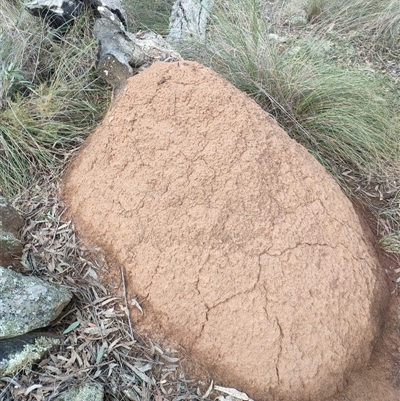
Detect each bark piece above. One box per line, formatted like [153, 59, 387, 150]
[167, 0, 214, 42]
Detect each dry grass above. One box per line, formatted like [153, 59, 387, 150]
[303, 0, 400, 54]
[124, 0, 175, 34]
[0, 2, 109, 197]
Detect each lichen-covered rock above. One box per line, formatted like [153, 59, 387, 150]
[62, 61, 388, 401]
[0, 196, 23, 266]
[0, 267, 72, 339]
[54, 382, 104, 401]
[0, 332, 60, 376]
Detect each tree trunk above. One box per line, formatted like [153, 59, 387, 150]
[167, 0, 214, 43]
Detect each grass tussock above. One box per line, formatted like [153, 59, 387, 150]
[304, 0, 326, 22]
[303, 0, 400, 53]
[0, 2, 110, 197]
[124, 0, 175, 34]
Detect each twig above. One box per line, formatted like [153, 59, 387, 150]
[120, 265, 135, 340]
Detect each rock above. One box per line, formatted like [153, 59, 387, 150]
[54, 382, 104, 401]
[0, 232, 23, 266]
[0, 196, 23, 266]
[0, 266, 72, 339]
[0, 332, 60, 376]
[62, 61, 388, 401]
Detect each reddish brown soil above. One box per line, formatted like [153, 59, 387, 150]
[328, 296, 400, 401]
[328, 206, 400, 401]
[62, 61, 400, 401]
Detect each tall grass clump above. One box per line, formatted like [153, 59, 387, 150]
[304, 0, 400, 54]
[0, 2, 110, 197]
[304, 0, 326, 22]
[124, 0, 175, 34]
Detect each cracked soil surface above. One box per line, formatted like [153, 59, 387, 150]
[62, 61, 393, 400]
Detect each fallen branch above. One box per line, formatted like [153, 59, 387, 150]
[27, 0, 214, 96]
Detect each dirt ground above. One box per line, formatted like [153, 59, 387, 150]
[327, 208, 400, 401]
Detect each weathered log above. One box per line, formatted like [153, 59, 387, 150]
[27, 0, 181, 96]
[26, 0, 216, 98]
[26, 0, 84, 29]
[94, 16, 180, 95]
[91, 0, 126, 27]
[26, 0, 127, 26]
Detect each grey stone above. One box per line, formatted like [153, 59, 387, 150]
[0, 196, 23, 235]
[0, 196, 23, 266]
[0, 332, 60, 376]
[0, 266, 72, 339]
[54, 382, 104, 401]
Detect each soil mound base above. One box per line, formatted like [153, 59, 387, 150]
[62, 61, 387, 401]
